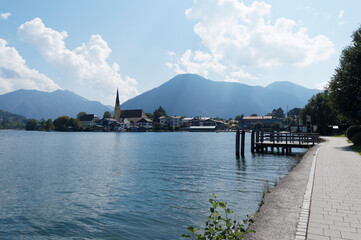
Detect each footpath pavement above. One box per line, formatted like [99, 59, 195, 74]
[307, 137, 361, 240]
[246, 142, 319, 240]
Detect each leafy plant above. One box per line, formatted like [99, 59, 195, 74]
[346, 125, 361, 140]
[352, 132, 361, 145]
[182, 194, 256, 240]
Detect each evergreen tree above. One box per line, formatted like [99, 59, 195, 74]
[45, 119, 54, 131]
[153, 106, 167, 122]
[272, 107, 285, 119]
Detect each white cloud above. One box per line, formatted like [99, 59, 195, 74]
[0, 38, 60, 94]
[338, 10, 345, 25]
[0, 12, 11, 20]
[168, 0, 334, 80]
[18, 18, 139, 103]
[224, 69, 257, 83]
[166, 49, 226, 77]
[338, 10, 344, 18]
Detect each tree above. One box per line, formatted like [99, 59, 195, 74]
[77, 112, 87, 119]
[45, 119, 54, 131]
[103, 111, 112, 119]
[271, 122, 281, 131]
[235, 114, 244, 121]
[26, 119, 38, 130]
[68, 118, 82, 131]
[0, 109, 27, 129]
[39, 118, 46, 130]
[153, 106, 167, 122]
[250, 113, 258, 116]
[53, 116, 70, 131]
[146, 113, 154, 120]
[253, 121, 263, 130]
[157, 106, 167, 116]
[284, 117, 295, 126]
[328, 26, 361, 124]
[300, 91, 338, 135]
[272, 107, 285, 119]
[288, 108, 302, 117]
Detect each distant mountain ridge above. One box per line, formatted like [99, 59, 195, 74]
[121, 74, 320, 118]
[0, 74, 320, 120]
[0, 89, 111, 120]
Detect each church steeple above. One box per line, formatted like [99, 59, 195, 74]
[115, 88, 120, 107]
[114, 88, 121, 121]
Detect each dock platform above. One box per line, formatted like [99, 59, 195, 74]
[252, 131, 320, 154]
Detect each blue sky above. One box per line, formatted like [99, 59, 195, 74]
[0, 0, 360, 105]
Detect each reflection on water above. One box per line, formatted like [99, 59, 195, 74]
[0, 130, 305, 239]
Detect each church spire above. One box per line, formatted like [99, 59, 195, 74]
[114, 88, 121, 121]
[115, 88, 120, 107]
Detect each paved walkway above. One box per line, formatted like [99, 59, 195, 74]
[245, 143, 319, 240]
[307, 137, 361, 240]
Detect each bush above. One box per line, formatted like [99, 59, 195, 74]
[182, 194, 256, 239]
[346, 125, 361, 140]
[352, 132, 361, 145]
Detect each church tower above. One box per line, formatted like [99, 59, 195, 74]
[114, 88, 121, 121]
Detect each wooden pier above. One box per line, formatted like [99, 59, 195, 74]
[251, 131, 320, 154]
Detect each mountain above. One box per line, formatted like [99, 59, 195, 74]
[121, 74, 320, 118]
[0, 89, 111, 120]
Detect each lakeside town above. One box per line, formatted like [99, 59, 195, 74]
[2, 1, 361, 240]
[21, 89, 309, 133]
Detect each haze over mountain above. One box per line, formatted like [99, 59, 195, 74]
[0, 74, 320, 120]
[121, 74, 320, 118]
[0, 89, 111, 120]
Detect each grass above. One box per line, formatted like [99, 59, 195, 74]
[333, 133, 361, 155]
[332, 134, 346, 137]
[350, 144, 361, 155]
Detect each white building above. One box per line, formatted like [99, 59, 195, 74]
[159, 116, 183, 127]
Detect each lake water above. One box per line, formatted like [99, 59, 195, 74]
[0, 130, 305, 239]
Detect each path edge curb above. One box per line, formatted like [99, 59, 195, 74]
[295, 146, 321, 240]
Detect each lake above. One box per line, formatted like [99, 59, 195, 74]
[0, 130, 305, 239]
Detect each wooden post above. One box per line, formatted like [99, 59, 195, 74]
[236, 129, 240, 156]
[312, 134, 315, 145]
[241, 130, 245, 157]
[251, 130, 255, 153]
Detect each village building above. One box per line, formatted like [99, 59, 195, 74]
[78, 114, 100, 128]
[181, 117, 193, 127]
[240, 116, 280, 128]
[137, 117, 153, 129]
[120, 109, 148, 126]
[159, 116, 183, 127]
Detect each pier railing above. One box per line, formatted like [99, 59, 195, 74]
[236, 130, 320, 156]
[255, 131, 320, 145]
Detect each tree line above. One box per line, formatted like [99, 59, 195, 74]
[300, 26, 361, 135]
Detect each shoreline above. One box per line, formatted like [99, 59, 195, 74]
[245, 144, 321, 240]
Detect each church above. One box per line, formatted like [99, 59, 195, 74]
[112, 89, 153, 130]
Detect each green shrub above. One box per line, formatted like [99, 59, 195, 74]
[352, 132, 361, 145]
[182, 194, 256, 239]
[346, 125, 361, 140]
